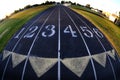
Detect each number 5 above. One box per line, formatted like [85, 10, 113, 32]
[80, 26, 93, 38]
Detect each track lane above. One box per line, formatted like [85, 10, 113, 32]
[21, 7, 57, 80]
[22, 6, 59, 80]
[0, 5, 120, 80]
[59, 6, 88, 59]
[1, 6, 57, 80]
[62, 6, 97, 80]
[5, 7, 55, 52]
[63, 6, 118, 80]
[66, 7, 113, 51]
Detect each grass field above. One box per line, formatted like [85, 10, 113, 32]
[71, 6, 120, 55]
[0, 5, 52, 53]
[0, 5, 120, 55]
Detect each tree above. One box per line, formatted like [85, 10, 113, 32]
[24, 5, 32, 9]
[61, 1, 65, 4]
[85, 4, 91, 9]
[119, 12, 120, 18]
[118, 11, 120, 26]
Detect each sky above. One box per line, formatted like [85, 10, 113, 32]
[0, 0, 120, 19]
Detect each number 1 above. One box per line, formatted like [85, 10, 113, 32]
[14, 28, 25, 39]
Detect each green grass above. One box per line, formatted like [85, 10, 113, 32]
[1, 5, 120, 55]
[71, 5, 106, 19]
[71, 7, 120, 55]
[0, 5, 53, 52]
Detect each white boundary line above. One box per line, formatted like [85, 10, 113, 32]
[21, 8, 56, 80]
[1, 8, 50, 80]
[58, 7, 61, 80]
[70, 9, 117, 80]
[1, 54, 12, 80]
[108, 56, 117, 80]
[109, 43, 120, 63]
[11, 10, 49, 52]
[63, 7, 97, 80]
[96, 36, 116, 80]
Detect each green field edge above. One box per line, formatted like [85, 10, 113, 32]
[0, 5, 53, 53]
[71, 7, 120, 55]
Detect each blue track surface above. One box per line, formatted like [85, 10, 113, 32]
[0, 5, 120, 80]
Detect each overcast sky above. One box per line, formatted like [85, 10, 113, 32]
[0, 0, 120, 19]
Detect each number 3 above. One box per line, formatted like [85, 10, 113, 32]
[42, 25, 55, 37]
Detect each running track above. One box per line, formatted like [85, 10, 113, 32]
[0, 5, 120, 80]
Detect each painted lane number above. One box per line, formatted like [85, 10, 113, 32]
[42, 25, 77, 38]
[14, 25, 103, 39]
[93, 28, 103, 38]
[64, 25, 77, 37]
[24, 26, 38, 38]
[14, 28, 25, 38]
[42, 25, 55, 37]
[14, 26, 38, 39]
[80, 26, 93, 38]
[80, 26, 104, 38]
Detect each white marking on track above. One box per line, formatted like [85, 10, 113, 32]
[63, 8, 97, 80]
[12, 11, 48, 51]
[58, 7, 61, 80]
[21, 8, 56, 80]
[108, 56, 117, 80]
[1, 55, 12, 80]
[70, 9, 117, 80]
[1, 9, 50, 80]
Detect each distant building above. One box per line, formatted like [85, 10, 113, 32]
[63, 3, 71, 6]
[102, 11, 110, 18]
[91, 8, 100, 13]
[109, 14, 118, 22]
[103, 11, 119, 22]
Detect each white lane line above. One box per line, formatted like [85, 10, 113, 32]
[58, 7, 61, 80]
[1, 9, 50, 80]
[12, 10, 49, 51]
[95, 36, 117, 80]
[1, 55, 12, 80]
[63, 8, 97, 80]
[0, 29, 8, 39]
[108, 56, 117, 80]
[115, 51, 120, 63]
[70, 10, 117, 80]
[21, 8, 56, 80]
[109, 43, 120, 63]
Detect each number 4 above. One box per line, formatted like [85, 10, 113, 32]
[64, 25, 77, 37]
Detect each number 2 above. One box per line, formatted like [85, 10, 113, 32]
[24, 26, 38, 38]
